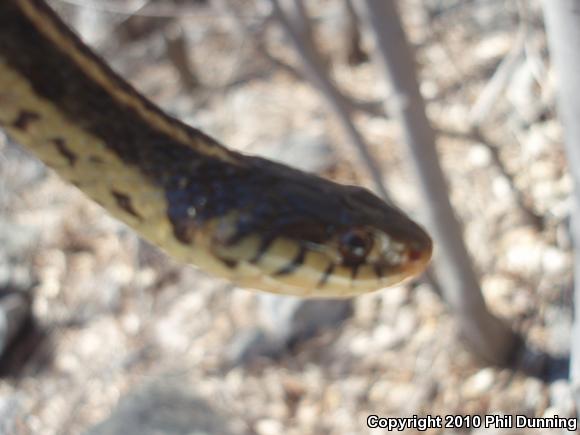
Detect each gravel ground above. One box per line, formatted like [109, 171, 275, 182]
[0, 1, 577, 434]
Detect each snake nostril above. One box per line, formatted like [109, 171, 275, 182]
[409, 247, 422, 261]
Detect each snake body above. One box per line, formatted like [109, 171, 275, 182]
[0, 0, 432, 297]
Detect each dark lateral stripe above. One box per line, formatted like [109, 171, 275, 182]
[12, 110, 40, 131]
[172, 220, 196, 245]
[223, 229, 249, 247]
[274, 246, 306, 276]
[217, 256, 238, 269]
[351, 264, 361, 281]
[250, 236, 275, 264]
[52, 138, 77, 166]
[374, 263, 384, 279]
[111, 190, 142, 220]
[317, 262, 335, 288]
[88, 155, 104, 164]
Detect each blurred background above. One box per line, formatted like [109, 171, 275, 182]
[0, 0, 575, 434]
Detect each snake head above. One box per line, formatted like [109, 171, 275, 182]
[199, 160, 433, 298]
[329, 185, 433, 292]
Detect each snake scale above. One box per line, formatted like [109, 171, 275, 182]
[0, 0, 432, 297]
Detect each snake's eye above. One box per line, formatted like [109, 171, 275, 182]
[339, 228, 374, 266]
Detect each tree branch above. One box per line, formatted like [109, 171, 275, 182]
[361, 0, 519, 364]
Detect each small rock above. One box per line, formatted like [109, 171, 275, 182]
[492, 176, 512, 200]
[349, 333, 373, 356]
[523, 378, 546, 413]
[462, 368, 496, 399]
[548, 380, 575, 417]
[542, 247, 569, 274]
[0, 393, 21, 435]
[87, 380, 234, 435]
[502, 229, 543, 274]
[523, 125, 551, 159]
[226, 327, 282, 366]
[511, 290, 533, 316]
[380, 285, 409, 311]
[396, 307, 417, 340]
[507, 59, 543, 125]
[544, 306, 572, 355]
[256, 419, 283, 435]
[468, 144, 492, 167]
[371, 324, 399, 349]
[370, 307, 417, 350]
[403, 380, 438, 414]
[259, 295, 352, 344]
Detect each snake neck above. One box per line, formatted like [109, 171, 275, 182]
[0, 0, 243, 181]
[0, 0, 252, 252]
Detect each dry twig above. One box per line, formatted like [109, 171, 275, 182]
[269, 0, 390, 199]
[361, 0, 519, 364]
[542, 0, 580, 413]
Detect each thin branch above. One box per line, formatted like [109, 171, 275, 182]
[163, 23, 200, 92]
[425, 2, 542, 230]
[436, 126, 544, 230]
[269, 0, 390, 199]
[361, 0, 519, 364]
[52, 0, 253, 18]
[216, 0, 385, 118]
[343, 0, 369, 65]
[542, 0, 580, 413]
[279, 0, 314, 49]
[469, 25, 527, 126]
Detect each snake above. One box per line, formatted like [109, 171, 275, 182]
[0, 0, 432, 297]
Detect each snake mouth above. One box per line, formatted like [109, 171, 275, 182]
[227, 237, 432, 298]
[399, 238, 433, 280]
[201, 212, 434, 298]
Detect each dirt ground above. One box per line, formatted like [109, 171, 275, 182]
[0, 0, 576, 434]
